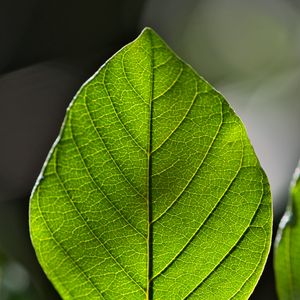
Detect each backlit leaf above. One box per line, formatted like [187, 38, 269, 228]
[29, 28, 272, 299]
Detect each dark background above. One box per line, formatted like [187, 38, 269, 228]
[0, 0, 300, 299]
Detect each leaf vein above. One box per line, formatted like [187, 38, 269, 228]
[53, 150, 146, 293]
[151, 82, 206, 154]
[69, 113, 146, 239]
[36, 187, 107, 299]
[152, 96, 223, 224]
[152, 65, 183, 102]
[121, 48, 149, 106]
[152, 163, 242, 280]
[83, 89, 145, 200]
[102, 68, 147, 154]
[183, 170, 265, 299]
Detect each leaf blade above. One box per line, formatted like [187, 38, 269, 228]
[275, 161, 300, 300]
[30, 28, 272, 299]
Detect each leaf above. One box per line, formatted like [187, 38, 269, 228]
[29, 28, 272, 299]
[275, 161, 300, 300]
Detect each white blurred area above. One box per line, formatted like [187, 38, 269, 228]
[142, 0, 300, 216]
[0, 254, 36, 300]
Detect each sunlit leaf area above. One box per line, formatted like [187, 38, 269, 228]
[29, 28, 272, 299]
[1, 1, 300, 299]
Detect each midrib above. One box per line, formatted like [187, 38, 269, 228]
[146, 30, 154, 300]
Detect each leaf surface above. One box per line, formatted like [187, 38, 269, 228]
[275, 161, 300, 300]
[29, 28, 272, 299]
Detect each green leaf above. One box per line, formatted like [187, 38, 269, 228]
[29, 28, 272, 299]
[275, 161, 300, 300]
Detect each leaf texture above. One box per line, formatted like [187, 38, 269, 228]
[275, 161, 300, 300]
[29, 28, 272, 299]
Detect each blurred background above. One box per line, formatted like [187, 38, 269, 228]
[0, 0, 299, 299]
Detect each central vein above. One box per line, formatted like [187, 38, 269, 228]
[146, 31, 154, 300]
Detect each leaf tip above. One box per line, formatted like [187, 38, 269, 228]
[140, 26, 160, 40]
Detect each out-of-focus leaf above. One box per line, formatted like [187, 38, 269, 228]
[275, 160, 300, 299]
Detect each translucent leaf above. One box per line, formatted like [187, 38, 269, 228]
[29, 28, 272, 299]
